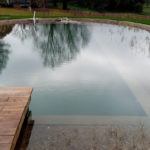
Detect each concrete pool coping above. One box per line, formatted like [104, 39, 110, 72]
[0, 18, 149, 32]
[17, 121, 150, 149]
[32, 115, 150, 125]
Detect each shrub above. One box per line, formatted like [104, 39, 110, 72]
[77, 0, 144, 13]
[0, 0, 14, 7]
[134, 2, 143, 13]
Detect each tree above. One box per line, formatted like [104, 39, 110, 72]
[53, 0, 57, 7]
[77, 0, 145, 12]
[62, 0, 68, 10]
[0, 0, 13, 6]
[145, 0, 150, 6]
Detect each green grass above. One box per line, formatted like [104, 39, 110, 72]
[143, 5, 150, 15]
[0, 8, 149, 25]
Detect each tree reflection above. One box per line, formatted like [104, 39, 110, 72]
[34, 24, 90, 68]
[13, 24, 37, 42]
[13, 23, 150, 66]
[107, 26, 150, 58]
[13, 23, 90, 68]
[0, 24, 14, 39]
[0, 42, 10, 74]
[0, 25, 13, 74]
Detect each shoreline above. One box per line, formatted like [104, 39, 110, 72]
[0, 18, 149, 32]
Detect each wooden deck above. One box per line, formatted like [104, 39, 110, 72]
[0, 87, 33, 150]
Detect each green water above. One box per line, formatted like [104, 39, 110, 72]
[0, 23, 150, 118]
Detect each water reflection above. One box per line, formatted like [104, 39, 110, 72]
[0, 25, 13, 74]
[0, 24, 14, 38]
[0, 22, 150, 150]
[0, 23, 150, 116]
[13, 23, 90, 68]
[107, 25, 150, 58]
[11, 23, 150, 68]
[0, 41, 10, 74]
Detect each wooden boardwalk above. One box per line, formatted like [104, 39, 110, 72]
[0, 87, 33, 150]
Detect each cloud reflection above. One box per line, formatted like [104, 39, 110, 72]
[13, 23, 90, 68]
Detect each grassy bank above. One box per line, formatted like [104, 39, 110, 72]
[143, 5, 150, 16]
[0, 8, 150, 25]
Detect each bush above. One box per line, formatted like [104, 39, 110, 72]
[77, 0, 144, 13]
[134, 2, 143, 13]
[0, 0, 14, 7]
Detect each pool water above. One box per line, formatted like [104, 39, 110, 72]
[0, 23, 150, 120]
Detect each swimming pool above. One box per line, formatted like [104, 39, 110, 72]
[0, 22, 150, 123]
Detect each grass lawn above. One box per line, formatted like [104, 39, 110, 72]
[0, 7, 149, 25]
[143, 5, 150, 16]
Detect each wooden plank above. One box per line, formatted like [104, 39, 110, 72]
[0, 136, 14, 144]
[0, 87, 32, 97]
[0, 87, 32, 150]
[0, 144, 11, 150]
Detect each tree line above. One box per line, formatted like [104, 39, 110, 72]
[0, 0, 69, 9]
[78, 0, 146, 12]
[0, 0, 147, 12]
[29, 0, 68, 10]
[27, 0, 147, 12]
